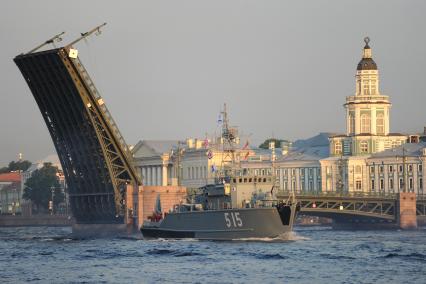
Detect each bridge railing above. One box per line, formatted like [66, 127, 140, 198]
[276, 190, 398, 199]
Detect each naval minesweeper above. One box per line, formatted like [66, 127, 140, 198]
[140, 105, 297, 240]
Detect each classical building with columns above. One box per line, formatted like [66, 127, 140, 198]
[321, 38, 409, 193]
[366, 143, 425, 195]
[132, 140, 178, 186]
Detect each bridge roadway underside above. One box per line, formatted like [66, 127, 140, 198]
[14, 49, 126, 224]
[299, 211, 397, 229]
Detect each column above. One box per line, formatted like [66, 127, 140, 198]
[147, 167, 151, 186]
[162, 165, 168, 186]
[355, 108, 361, 134]
[142, 167, 146, 185]
[371, 107, 376, 135]
[157, 166, 161, 186]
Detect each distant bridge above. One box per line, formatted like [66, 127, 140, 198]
[277, 191, 424, 228]
[14, 25, 141, 225]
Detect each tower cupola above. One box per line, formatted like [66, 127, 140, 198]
[357, 37, 377, 71]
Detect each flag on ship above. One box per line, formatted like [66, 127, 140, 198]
[217, 114, 222, 124]
[242, 140, 249, 150]
[203, 138, 209, 148]
[207, 150, 213, 159]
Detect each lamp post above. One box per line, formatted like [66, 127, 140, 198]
[50, 186, 55, 215]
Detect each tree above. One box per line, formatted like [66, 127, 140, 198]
[0, 160, 32, 173]
[258, 138, 290, 149]
[23, 162, 64, 213]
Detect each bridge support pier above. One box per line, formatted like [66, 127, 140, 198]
[397, 192, 417, 229]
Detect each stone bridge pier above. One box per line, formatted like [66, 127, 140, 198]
[397, 192, 417, 229]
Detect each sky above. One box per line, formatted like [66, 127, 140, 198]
[0, 1, 425, 166]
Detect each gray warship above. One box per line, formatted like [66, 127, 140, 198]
[141, 105, 297, 240]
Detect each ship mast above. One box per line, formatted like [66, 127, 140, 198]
[218, 103, 238, 182]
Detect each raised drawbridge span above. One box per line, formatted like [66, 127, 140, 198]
[14, 25, 141, 224]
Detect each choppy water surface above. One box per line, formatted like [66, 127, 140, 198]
[1, 226, 425, 283]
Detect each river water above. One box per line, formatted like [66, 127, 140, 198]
[0, 226, 425, 283]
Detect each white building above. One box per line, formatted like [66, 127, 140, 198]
[321, 38, 409, 193]
[328, 38, 407, 157]
[366, 143, 425, 195]
[132, 140, 179, 186]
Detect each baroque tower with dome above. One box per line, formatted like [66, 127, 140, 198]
[321, 38, 408, 193]
[329, 37, 407, 157]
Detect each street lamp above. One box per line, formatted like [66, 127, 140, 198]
[50, 186, 55, 215]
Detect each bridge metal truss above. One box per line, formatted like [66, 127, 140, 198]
[296, 197, 396, 220]
[277, 192, 397, 221]
[14, 46, 141, 224]
[416, 197, 426, 219]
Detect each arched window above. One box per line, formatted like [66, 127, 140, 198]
[376, 113, 384, 134]
[334, 141, 342, 155]
[360, 141, 369, 153]
[361, 114, 371, 133]
[349, 113, 355, 134]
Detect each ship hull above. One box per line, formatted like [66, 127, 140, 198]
[141, 207, 295, 240]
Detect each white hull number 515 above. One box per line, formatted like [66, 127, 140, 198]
[224, 212, 243, 228]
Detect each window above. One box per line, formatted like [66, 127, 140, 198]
[389, 178, 394, 189]
[420, 178, 423, 189]
[399, 178, 403, 189]
[356, 180, 362, 190]
[361, 114, 371, 133]
[380, 179, 384, 190]
[370, 166, 375, 174]
[392, 141, 398, 148]
[360, 141, 369, 153]
[335, 141, 342, 155]
[371, 179, 375, 190]
[356, 166, 362, 174]
[284, 181, 288, 190]
[371, 84, 376, 95]
[409, 165, 413, 172]
[409, 178, 413, 190]
[309, 168, 313, 177]
[309, 181, 313, 190]
[376, 113, 384, 134]
[399, 165, 403, 173]
[349, 113, 355, 134]
[379, 165, 384, 173]
[389, 165, 393, 173]
[363, 82, 369, 94]
[419, 165, 423, 172]
[292, 169, 296, 176]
